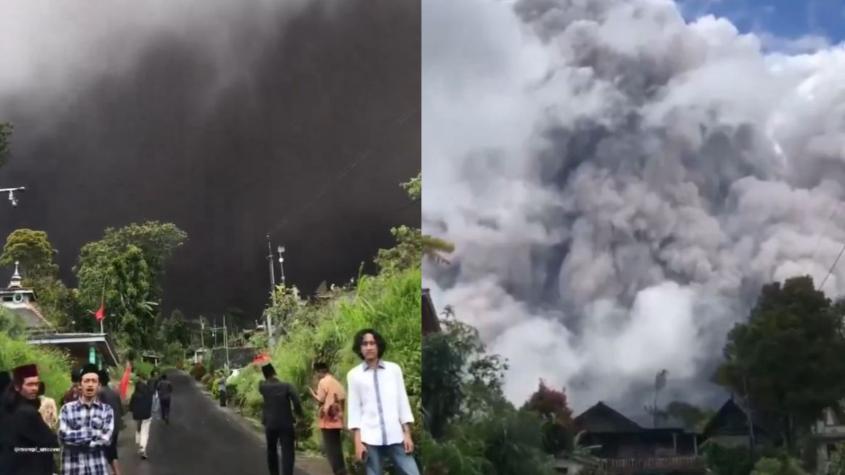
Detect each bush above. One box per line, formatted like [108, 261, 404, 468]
[0, 331, 72, 402]
[162, 341, 184, 367]
[0, 307, 26, 338]
[190, 363, 207, 381]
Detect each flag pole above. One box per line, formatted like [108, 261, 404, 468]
[99, 282, 105, 334]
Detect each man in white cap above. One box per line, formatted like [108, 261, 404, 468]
[58, 363, 115, 475]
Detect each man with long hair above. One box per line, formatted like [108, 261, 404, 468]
[346, 329, 419, 475]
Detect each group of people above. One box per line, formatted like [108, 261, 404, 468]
[258, 328, 419, 475]
[0, 363, 173, 475]
[2, 327, 416, 475]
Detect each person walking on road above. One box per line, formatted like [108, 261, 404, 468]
[259, 363, 304, 475]
[347, 329, 420, 475]
[156, 374, 173, 424]
[58, 364, 115, 475]
[218, 373, 228, 407]
[128, 375, 154, 459]
[98, 369, 123, 475]
[309, 362, 347, 475]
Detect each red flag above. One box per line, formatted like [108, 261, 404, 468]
[252, 352, 271, 365]
[119, 362, 132, 401]
[94, 302, 105, 321]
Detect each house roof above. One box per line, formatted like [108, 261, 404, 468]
[5, 305, 52, 329]
[422, 288, 441, 335]
[574, 402, 643, 433]
[702, 398, 770, 438]
[27, 333, 119, 367]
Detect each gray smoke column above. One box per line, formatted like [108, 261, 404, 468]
[423, 0, 845, 413]
[0, 0, 420, 321]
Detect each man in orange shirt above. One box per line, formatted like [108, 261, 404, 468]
[309, 362, 347, 475]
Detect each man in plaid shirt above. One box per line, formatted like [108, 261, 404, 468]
[58, 364, 115, 475]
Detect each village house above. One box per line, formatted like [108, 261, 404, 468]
[570, 401, 705, 475]
[2, 262, 119, 369]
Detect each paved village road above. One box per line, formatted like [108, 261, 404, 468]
[116, 370, 330, 475]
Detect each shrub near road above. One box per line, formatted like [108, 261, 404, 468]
[0, 330, 71, 402]
[230, 265, 422, 451]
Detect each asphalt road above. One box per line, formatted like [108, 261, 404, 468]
[115, 370, 330, 475]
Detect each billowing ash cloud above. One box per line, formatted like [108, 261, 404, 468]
[0, 0, 420, 322]
[422, 0, 845, 413]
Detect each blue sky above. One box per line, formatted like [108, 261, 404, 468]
[680, 0, 845, 47]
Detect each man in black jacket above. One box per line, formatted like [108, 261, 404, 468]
[0, 369, 12, 473]
[259, 363, 303, 475]
[129, 375, 154, 459]
[2, 364, 60, 475]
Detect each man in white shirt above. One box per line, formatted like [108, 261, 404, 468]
[346, 329, 419, 475]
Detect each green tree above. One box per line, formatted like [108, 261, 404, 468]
[32, 277, 78, 329]
[0, 229, 78, 328]
[472, 409, 557, 475]
[113, 245, 157, 349]
[0, 122, 11, 167]
[162, 340, 186, 367]
[265, 284, 305, 336]
[75, 221, 186, 310]
[398, 172, 455, 265]
[522, 380, 575, 455]
[166, 309, 191, 347]
[400, 173, 420, 200]
[0, 229, 58, 279]
[422, 316, 507, 439]
[716, 276, 845, 453]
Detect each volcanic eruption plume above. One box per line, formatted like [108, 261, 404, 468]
[423, 0, 845, 412]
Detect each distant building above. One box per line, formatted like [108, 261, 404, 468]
[1, 262, 118, 368]
[811, 404, 845, 474]
[701, 397, 774, 450]
[573, 401, 704, 475]
[0, 261, 53, 331]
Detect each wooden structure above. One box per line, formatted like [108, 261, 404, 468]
[574, 402, 704, 475]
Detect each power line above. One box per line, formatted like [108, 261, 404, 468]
[819, 240, 845, 291]
[267, 149, 376, 236]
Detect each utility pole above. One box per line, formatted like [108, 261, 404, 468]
[266, 234, 276, 347]
[277, 245, 286, 286]
[223, 315, 230, 370]
[199, 316, 205, 349]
